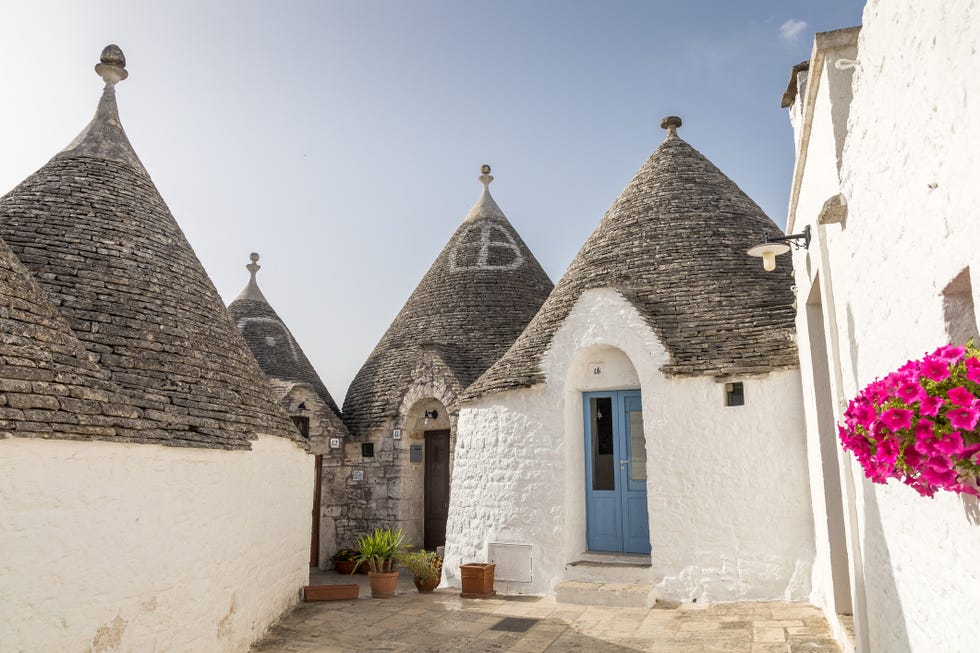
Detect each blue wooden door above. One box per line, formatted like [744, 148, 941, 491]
[584, 390, 650, 553]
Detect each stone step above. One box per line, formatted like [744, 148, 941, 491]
[564, 554, 652, 584]
[555, 580, 656, 609]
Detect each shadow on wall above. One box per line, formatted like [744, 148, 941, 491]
[961, 495, 980, 526]
[862, 480, 912, 653]
[846, 303, 860, 389]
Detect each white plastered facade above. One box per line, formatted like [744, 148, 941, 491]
[0, 434, 312, 653]
[788, 3, 980, 651]
[444, 288, 813, 602]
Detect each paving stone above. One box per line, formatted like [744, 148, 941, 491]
[251, 589, 840, 653]
[753, 627, 788, 642]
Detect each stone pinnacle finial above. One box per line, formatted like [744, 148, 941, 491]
[661, 115, 682, 139]
[246, 252, 261, 280]
[479, 164, 494, 188]
[95, 44, 128, 87]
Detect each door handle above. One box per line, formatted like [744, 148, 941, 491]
[619, 459, 629, 470]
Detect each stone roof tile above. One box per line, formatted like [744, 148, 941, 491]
[342, 167, 554, 435]
[0, 46, 299, 449]
[228, 254, 343, 418]
[466, 124, 798, 399]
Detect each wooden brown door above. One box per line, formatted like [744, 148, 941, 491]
[310, 455, 322, 567]
[424, 430, 450, 550]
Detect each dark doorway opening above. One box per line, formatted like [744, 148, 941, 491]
[424, 429, 450, 550]
[310, 454, 322, 567]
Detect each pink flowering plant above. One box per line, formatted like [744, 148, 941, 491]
[839, 342, 980, 497]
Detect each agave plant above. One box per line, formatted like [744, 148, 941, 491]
[353, 527, 406, 573]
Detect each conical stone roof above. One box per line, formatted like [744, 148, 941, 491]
[466, 119, 798, 399]
[0, 46, 297, 448]
[0, 233, 170, 441]
[343, 166, 554, 435]
[228, 253, 343, 418]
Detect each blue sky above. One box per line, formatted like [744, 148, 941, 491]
[0, 1, 864, 403]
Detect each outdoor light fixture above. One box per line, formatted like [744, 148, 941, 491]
[747, 225, 811, 272]
[424, 409, 439, 420]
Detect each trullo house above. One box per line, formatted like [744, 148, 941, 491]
[443, 118, 813, 606]
[0, 46, 312, 653]
[229, 253, 350, 568]
[342, 167, 553, 550]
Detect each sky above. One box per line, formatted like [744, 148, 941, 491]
[0, 1, 864, 405]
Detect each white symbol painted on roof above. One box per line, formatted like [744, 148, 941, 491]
[236, 317, 300, 362]
[449, 223, 525, 272]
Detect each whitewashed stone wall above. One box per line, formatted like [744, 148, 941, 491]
[0, 435, 311, 653]
[789, 2, 980, 650]
[445, 288, 813, 601]
[784, 29, 861, 651]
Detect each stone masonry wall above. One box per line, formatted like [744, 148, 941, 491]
[336, 351, 460, 551]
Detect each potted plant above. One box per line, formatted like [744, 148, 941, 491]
[397, 549, 443, 593]
[839, 341, 980, 497]
[353, 527, 405, 598]
[331, 548, 360, 575]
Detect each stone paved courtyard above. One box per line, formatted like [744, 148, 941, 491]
[251, 573, 841, 653]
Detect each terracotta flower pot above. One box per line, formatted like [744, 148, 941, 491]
[303, 584, 359, 601]
[334, 560, 357, 575]
[413, 576, 440, 593]
[459, 563, 495, 598]
[368, 570, 399, 598]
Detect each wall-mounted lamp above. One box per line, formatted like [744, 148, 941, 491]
[747, 225, 811, 272]
[423, 408, 439, 426]
[297, 402, 307, 412]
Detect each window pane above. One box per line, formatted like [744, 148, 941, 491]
[629, 410, 646, 481]
[591, 397, 615, 491]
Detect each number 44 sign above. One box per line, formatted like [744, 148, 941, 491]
[590, 361, 604, 376]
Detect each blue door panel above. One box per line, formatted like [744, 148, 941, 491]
[584, 390, 650, 554]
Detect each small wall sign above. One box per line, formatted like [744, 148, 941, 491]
[410, 445, 423, 463]
[392, 428, 402, 440]
[351, 470, 364, 481]
[589, 361, 604, 376]
[329, 437, 341, 449]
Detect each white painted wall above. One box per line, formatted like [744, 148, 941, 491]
[789, 2, 980, 650]
[0, 435, 311, 653]
[445, 288, 813, 602]
[785, 31, 863, 652]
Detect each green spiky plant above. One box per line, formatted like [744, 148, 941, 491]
[353, 527, 405, 574]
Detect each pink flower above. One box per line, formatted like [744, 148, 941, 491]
[933, 345, 966, 363]
[920, 395, 944, 417]
[947, 407, 980, 431]
[934, 431, 965, 456]
[896, 381, 926, 404]
[921, 460, 958, 488]
[948, 386, 977, 408]
[848, 402, 877, 429]
[881, 408, 913, 431]
[913, 419, 934, 441]
[966, 357, 980, 384]
[920, 358, 951, 382]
